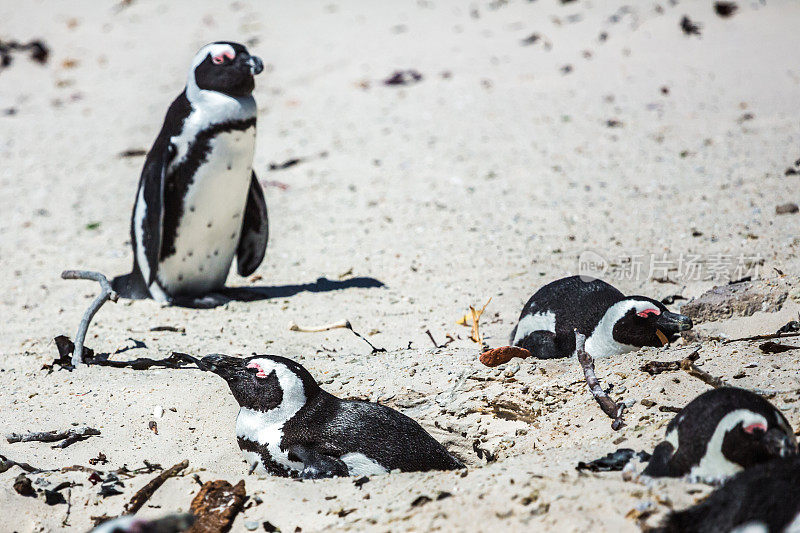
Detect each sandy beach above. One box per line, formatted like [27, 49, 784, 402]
[1, 0, 799, 530]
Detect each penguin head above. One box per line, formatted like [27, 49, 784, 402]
[648, 388, 798, 478]
[199, 354, 319, 412]
[719, 410, 798, 468]
[189, 41, 264, 98]
[609, 297, 692, 347]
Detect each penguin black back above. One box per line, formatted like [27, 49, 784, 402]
[644, 387, 797, 480]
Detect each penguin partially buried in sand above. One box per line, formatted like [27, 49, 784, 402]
[111, 42, 268, 308]
[643, 387, 797, 481]
[195, 354, 465, 478]
[652, 455, 800, 533]
[480, 276, 693, 366]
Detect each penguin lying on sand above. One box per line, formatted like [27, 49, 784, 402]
[198, 354, 465, 478]
[652, 455, 800, 533]
[111, 42, 268, 308]
[643, 387, 797, 480]
[480, 276, 692, 366]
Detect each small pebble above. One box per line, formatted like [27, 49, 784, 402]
[244, 520, 259, 531]
[504, 362, 520, 377]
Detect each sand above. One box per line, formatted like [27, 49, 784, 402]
[1, 0, 799, 531]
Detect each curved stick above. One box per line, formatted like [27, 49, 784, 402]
[288, 319, 386, 353]
[575, 331, 625, 430]
[61, 270, 119, 366]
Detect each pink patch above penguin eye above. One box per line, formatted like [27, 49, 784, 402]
[637, 309, 661, 318]
[743, 422, 767, 434]
[212, 50, 235, 64]
[246, 362, 269, 379]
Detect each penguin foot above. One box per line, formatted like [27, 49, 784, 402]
[289, 445, 349, 479]
[169, 293, 231, 309]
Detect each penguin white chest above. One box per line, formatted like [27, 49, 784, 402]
[236, 407, 304, 475]
[158, 126, 256, 295]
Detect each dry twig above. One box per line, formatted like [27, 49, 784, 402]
[61, 270, 119, 366]
[125, 459, 188, 514]
[723, 331, 800, 344]
[288, 319, 385, 353]
[456, 298, 492, 345]
[7, 427, 100, 448]
[679, 349, 728, 388]
[575, 332, 625, 430]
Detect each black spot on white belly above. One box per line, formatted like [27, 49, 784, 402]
[189, 206, 196, 212]
[207, 221, 213, 228]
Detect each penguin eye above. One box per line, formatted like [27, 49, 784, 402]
[743, 422, 767, 435]
[637, 309, 660, 318]
[211, 51, 235, 65]
[246, 362, 269, 379]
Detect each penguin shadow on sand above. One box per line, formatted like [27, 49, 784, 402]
[210, 275, 386, 306]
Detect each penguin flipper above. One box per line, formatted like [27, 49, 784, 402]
[517, 330, 559, 359]
[288, 444, 349, 479]
[236, 171, 269, 277]
[139, 142, 175, 286]
[642, 441, 676, 477]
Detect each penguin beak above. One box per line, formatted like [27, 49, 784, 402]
[763, 428, 798, 458]
[199, 353, 243, 379]
[655, 311, 693, 334]
[247, 55, 264, 76]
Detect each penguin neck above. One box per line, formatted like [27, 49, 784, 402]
[689, 409, 767, 481]
[237, 363, 316, 431]
[184, 77, 256, 123]
[584, 299, 639, 357]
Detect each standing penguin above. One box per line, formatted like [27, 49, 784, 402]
[508, 276, 692, 360]
[197, 354, 465, 478]
[643, 387, 797, 480]
[111, 42, 268, 307]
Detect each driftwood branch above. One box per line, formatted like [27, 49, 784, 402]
[61, 270, 119, 366]
[125, 459, 189, 514]
[575, 332, 625, 430]
[288, 319, 386, 353]
[6, 427, 100, 448]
